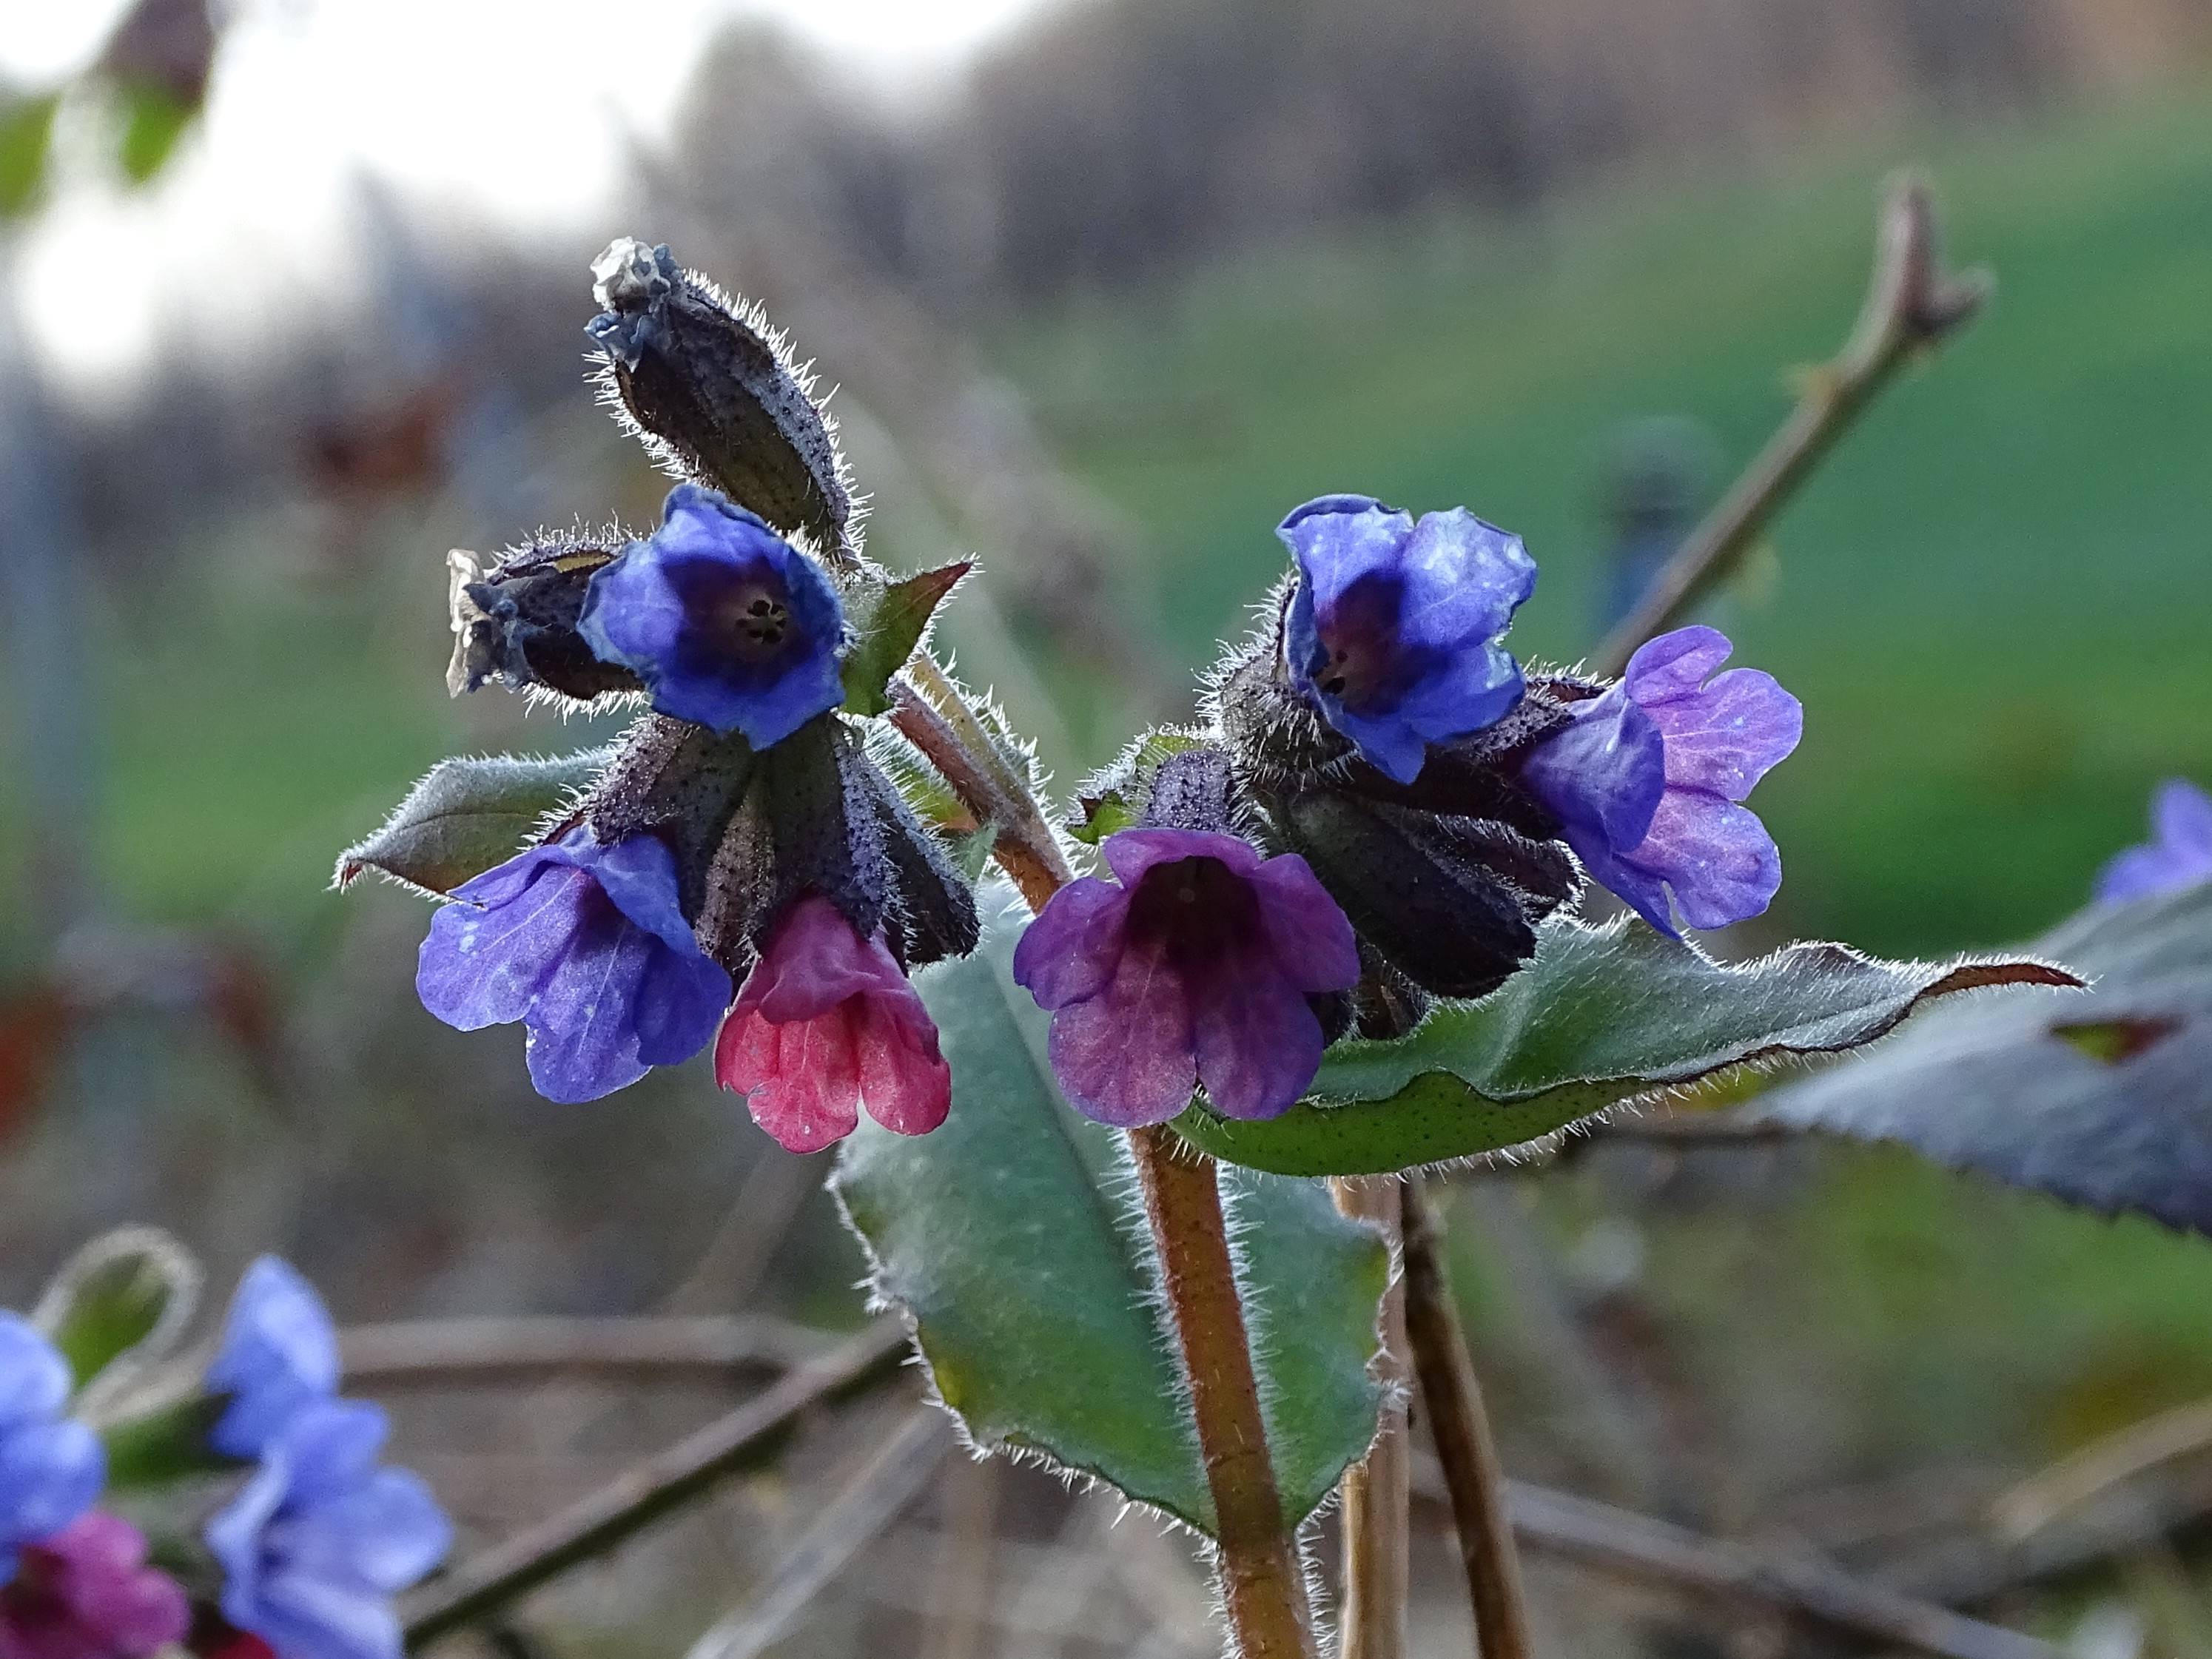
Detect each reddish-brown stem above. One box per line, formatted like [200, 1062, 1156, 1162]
[1132, 1124, 1317, 1658]
[901, 655, 1315, 1656]
[1402, 1178, 1533, 1659]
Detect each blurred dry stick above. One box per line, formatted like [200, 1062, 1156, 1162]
[1591, 172, 1990, 677]
[402, 1319, 910, 1649]
[1331, 1177, 1410, 1659]
[1401, 1178, 1533, 1659]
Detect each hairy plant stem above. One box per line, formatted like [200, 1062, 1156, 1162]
[1401, 1179, 1533, 1659]
[1592, 173, 1988, 678]
[900, 650, 1317, 1657]
[1331, 1178, 1408, 1659]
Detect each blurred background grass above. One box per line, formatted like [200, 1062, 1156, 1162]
[4, 1, 2212, 1652]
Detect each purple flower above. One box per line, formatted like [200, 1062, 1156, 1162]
[579, 484, 845, 748]
[0, 1319, 101, 1586]
[206, 1259, 340, 1462]
[1522, 626, 1801, 936]
[0, 1513, 189, 1659]
[206, 1401, 450, 1659]
[2098, 779, 2212, 904]
[1280, 494, 1537, 784]
[1011, 829, 1361, 1126]
[417, 826, 733, 1103]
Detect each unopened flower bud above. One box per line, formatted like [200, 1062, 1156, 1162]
[586, 239, 855, 561]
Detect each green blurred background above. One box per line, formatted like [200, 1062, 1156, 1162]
[4, 1, 2212, 1652]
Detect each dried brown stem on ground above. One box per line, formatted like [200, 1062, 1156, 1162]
[401, 1320, 910, 1648]
[1331, 1177, 1409, 1659]
[1400, 1179, 1533, 1659]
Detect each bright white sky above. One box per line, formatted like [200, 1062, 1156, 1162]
[0, 0, 1043, 394]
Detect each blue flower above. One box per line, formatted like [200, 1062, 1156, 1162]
[415, 827, 733, 1103]
[579, 485, 846, 748]
[207, 1400, 450, 1659]
[206, 1259, 340, 1461]
[0, 1316, 102, 1585]
[2098, 778, 2212, 904]
[1280, 494, 1537, 784]
[1522, 626, 1801, 936]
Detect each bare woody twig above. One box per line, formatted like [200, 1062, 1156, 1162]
[1399, 1179, 1533, 1659]
[1330, 1177, 1409, 1659]
[401, 1319, 910, 1649]
[342, 1316, 832, 1387]
[1591, 173, 1989, 678]
[683, 1406, 952, 1659]
[1493, 1478, 2059, 1659]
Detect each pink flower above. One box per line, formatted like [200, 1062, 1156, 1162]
[716, 897, 952, 1154]
[0, 1515, 188, 1659]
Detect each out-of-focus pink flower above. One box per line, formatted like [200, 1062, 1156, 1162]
[0, 1514, 188, 1659]
[716, 897, 951, 1153]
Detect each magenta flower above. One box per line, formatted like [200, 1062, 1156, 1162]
[1522, 626, 1801, 936]
[2098, 778, 2212, 904]
[1011, 828, 1361, 1126]
[716, 896, 951, 1154]
[0, 1514, 189, 1659]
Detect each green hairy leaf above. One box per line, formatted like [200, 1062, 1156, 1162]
[833, 892, 1388, 1535]
[1174, 915, 2079, 1177]
[334, 750, 613, 898]
[34, 1228, 201, 1400]
[1760, 881, 2212, 1234]
[841, 563, 970, 717]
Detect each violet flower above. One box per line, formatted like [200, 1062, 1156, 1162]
[1280, 494, 1537, 784]
[1522, 625, 1801, 936]
[206, 1401, 449, 1659]
[206, 1259, 339, 1462]
[1011, 828, 1360, 1126]
[716, 896, 950, 1153]
[2097, 778, 2212, 904]
[579, 484, 845, 748]
[0, 1319, 101, 1586]
[416, 827, 733, 1103]
[0, 1514, 189, 1659]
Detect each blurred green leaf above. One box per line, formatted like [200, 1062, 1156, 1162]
[840, 562, 969, 717]
[832, 891, 1387, 1533]
[1174, 917, 2078, 1177]
[334, 750, 612, 898]
[101, 1394, 229, 1490]
[0, 93, 59, 218]
[34, 1228, 200, 1396]
[115, 81, 195, 184]
[1762, 882, 2212, 1234]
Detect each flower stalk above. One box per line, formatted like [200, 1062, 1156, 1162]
[901, 655, 1319, 1657]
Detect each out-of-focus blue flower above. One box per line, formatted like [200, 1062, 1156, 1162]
[206, 1259, 340, 1462]
[1012, 828, 1361, 1125]
[1522, 626, 1801, 936]
[1280, 494, 1537, 784]
[416, 826, 733, 1103]
[0, 1319, 102, 1586]
[579, 485, 845, 748]
[2098, 779, 2212, 904]
[206, 1401, 450, 1659]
